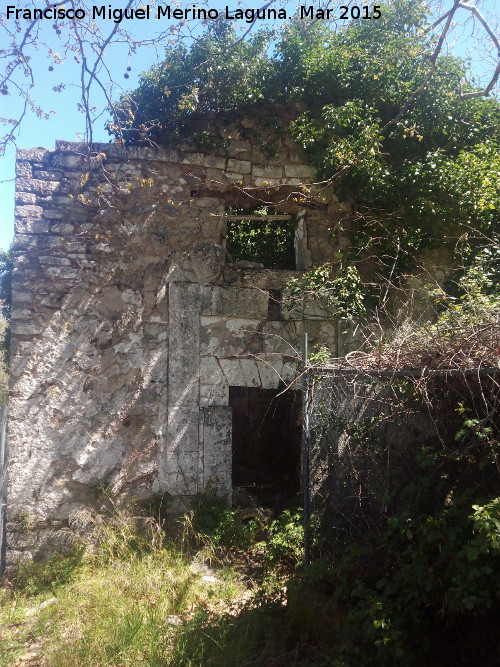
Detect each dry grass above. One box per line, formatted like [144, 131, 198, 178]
[0, 512, 250, 667]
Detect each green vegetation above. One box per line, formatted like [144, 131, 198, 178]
[303, 265, 500, 663]
[0, 501, 310, 666]
[226, 209, 296, 269]
[2, 457, 499, 665]
[307, 405, 500, 665]
[286, 263, 366, 319]
[110, 1, 499, 285]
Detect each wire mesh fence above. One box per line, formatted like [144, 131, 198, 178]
[303, 362, 500, 549]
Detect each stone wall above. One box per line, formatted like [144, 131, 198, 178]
[3, 137, 342, 569]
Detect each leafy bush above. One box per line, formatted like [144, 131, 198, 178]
[305, 336, 500, 664]
[187, 490, 261, 550]
[285, 263, 366, 320]
[318, 494, 500, 665]
[108, 20, 275, 147]
[109, 3, 500, 285]
[266, 509, 304, 567]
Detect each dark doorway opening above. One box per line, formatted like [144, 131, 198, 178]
[229, 386, 302, 507]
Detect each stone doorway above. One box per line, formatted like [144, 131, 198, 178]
[229, 386, 302, 507]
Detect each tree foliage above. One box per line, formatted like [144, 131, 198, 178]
[107, 20, 275, 147]
[110, 2, 500, 280]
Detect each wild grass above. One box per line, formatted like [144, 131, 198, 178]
[0, 510, 247, 666]
[0, 501, 311, 667]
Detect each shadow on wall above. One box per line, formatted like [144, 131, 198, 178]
[7, 263, 175, 561]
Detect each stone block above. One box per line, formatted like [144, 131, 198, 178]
[304, 320, 338, 350]
[201, 406, 232, 490]
[203, 155, 226, 169]
[316, 320, 337, 350]
[177, 244, 224, 283]
[45, 266, 78, 279]
[54, 140, 86, 152]
[254, 177, 281, 187]
[16, 161, 32, 178]
[200, 317, 260, 356]
[11, 322, 43, 335]
[33, 169, 64, 180]
[15, 192, 37, 205]
[11, 308, 33, 319]
[167, 282, 203, 407]
[252, 164, 283, 178]
[253, 356, 283, 389]
[193, 197, 221, 208]
[224, 171, 245, 183]
[228, 140, 252, 155]
[218, 357, 262, 388]
[16, 178, 60, 195]
[200, 355, 226, 386]
[284, 164, 315, 179]
[12, 235, 38, 252]
[218, 359, 241, 387]
[17, 147, 49, 162]
[303, 296, 335, 319]
[181, 152, 205, 166]
[261, 320, 298, 354]
[205, 286, 268, 318]
[38, 256, 71, 266]
[281, 293, 304, 320]
[164, 470, 198, 496]
[167, 356, 200, 406]
[7, 531, 38, 550]
[162, 149, 181, 162]
[279, 359, 299, 383]
[50, 223, 74, 234]
[42, 209, 65, 220]
[11, 290, 32, 304]
[15, 214, 49, 235]
[200, 383, 229, 407]
[52, 153, 85, 168]
[227, 159, 251, 174]
[15, 204, 43, 219]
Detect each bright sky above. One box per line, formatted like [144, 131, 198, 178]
[0, 0, 498, 252]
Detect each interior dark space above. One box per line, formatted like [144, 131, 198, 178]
[229, 386, 302, 507]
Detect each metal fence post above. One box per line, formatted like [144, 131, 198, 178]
[301, 333, 311, 569]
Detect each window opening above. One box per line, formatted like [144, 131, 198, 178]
[225, 208, 296, 270]
[229, 386, 302, 508]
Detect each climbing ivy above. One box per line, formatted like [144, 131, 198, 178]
[109, 1, 500, 285]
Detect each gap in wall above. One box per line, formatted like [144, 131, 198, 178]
[225, 208, 296, 269]
[229, 385, 302, 508]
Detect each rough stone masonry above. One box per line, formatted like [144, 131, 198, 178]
[1, 133, 344, 571]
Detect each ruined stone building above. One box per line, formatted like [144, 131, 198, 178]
[0, 133, 350, 570]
